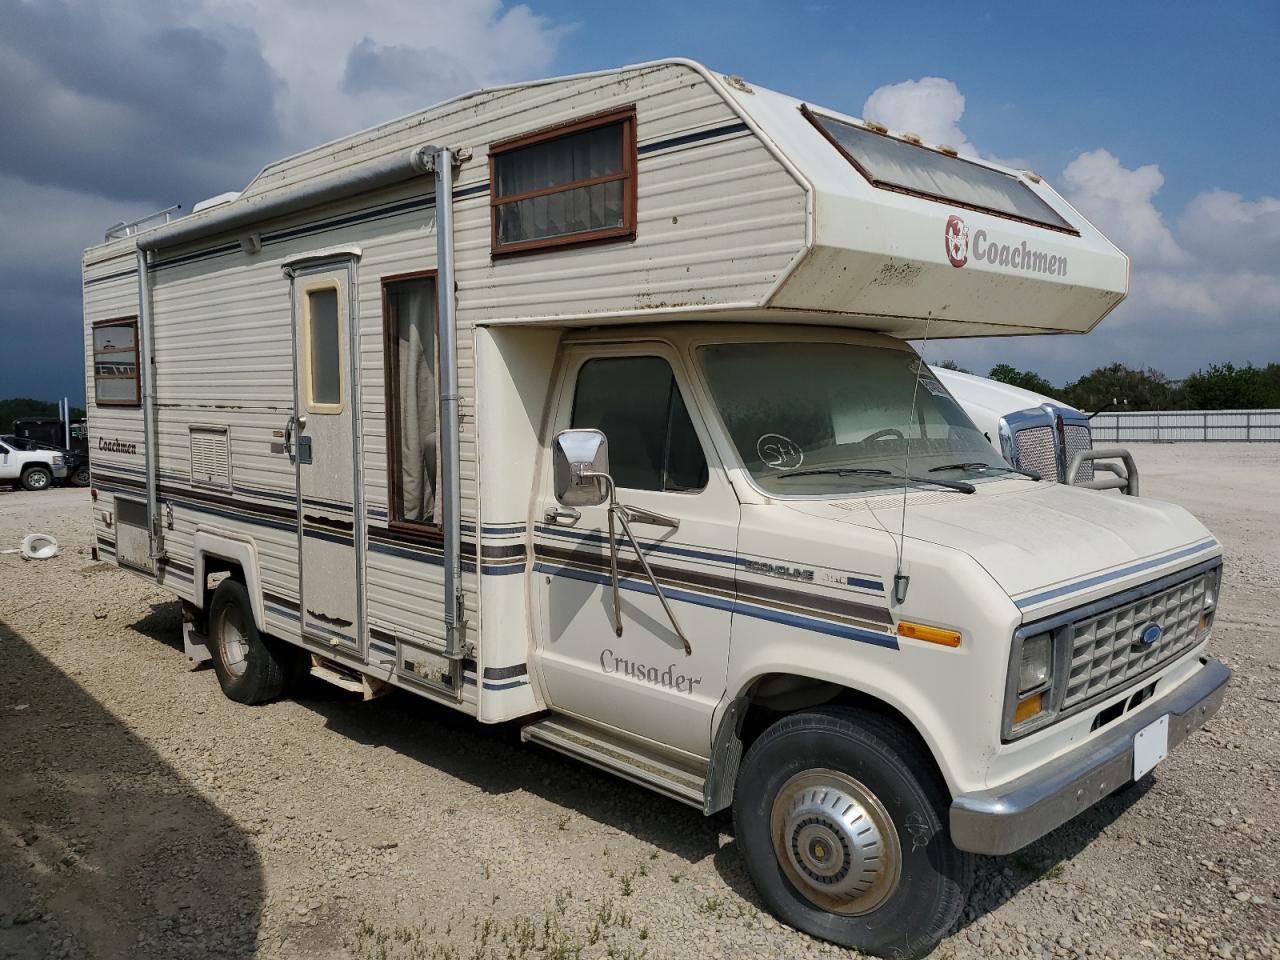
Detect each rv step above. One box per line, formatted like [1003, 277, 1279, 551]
[310, 656, 390, 701]
[520, 716, 705, 809]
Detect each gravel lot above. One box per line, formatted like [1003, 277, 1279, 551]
[1, 444, 1277, 960]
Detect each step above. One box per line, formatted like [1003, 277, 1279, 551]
[521, 715, 705, 809]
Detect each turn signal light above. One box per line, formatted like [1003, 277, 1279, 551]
[1014, 692, 1045, 725]
[897, 621, 962, 648]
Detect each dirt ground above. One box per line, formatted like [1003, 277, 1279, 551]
[1, 444, 1277, 960]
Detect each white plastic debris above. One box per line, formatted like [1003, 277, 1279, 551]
[4, 533, 60, 560]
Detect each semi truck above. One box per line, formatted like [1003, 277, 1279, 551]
[82, 60, 1226, 958]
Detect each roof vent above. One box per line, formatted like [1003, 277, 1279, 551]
[192, 192, 241, 214]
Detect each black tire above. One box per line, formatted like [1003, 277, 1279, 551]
[207, 579, 288, 704]
[20, 466, 52, 491]
[71, 465, 91, 487]
[734, 707, 973, 959]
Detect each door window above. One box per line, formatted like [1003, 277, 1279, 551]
[570, 356, 708, 493]
[304, 286, 343, 412]
[382, 274, 440, 526]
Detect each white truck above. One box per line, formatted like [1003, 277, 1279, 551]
[82, 60, 1227, 958]
[0, 435, 67, 490]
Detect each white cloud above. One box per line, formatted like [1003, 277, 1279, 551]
[1061, 149, 1187, 265]
[1177, 189, 1280, 273]
[862, 77, 976, 156]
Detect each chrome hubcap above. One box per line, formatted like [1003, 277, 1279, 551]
[216, 605, 249, 679]
[770, 769, 901, 915]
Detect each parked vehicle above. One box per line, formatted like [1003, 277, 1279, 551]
[13, 416, 89, 458]
[3, 435, 90, 487]
[0, 435, 67, 490]
[82, 60, 1226, 959]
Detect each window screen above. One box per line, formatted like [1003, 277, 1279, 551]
[307, 288, 341, 409]
[571, 357, 708, 493]
[384, 276, 439, 526]
[92, 318, 140, 407]
[804, 106, 1074, 232]
[490, 108, 636, 255]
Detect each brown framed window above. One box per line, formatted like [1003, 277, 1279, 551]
[381, 272, 441, 528]
[801, 104, 1077, 234]
[489, 106, 637, 256]
[92, 317, 141, 407]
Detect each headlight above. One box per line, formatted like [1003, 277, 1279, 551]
[1018, 633, 1052, 694]
[52, 454, 65, 466]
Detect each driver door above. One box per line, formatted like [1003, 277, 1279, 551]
[532, 344, 739, 759]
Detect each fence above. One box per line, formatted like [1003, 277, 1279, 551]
[1089, 409, 1280, 442]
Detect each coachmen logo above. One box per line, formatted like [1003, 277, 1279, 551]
[944, 215, 969, 267]
[944, 214, 1068, 277]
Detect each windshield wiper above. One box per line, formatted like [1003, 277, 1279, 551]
[778, 466, 975, 494]
[928, 461, 1041, 481]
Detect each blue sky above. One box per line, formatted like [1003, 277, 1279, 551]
[0, 0, 1276, 404]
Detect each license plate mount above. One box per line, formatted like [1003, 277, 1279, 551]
[1133, 714, 1170, 781]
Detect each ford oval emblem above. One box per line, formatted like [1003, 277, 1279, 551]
[1136, 623, 1164, 648]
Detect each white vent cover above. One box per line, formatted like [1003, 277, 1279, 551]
[190, 426, 231, 488]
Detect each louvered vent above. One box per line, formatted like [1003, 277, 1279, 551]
[190, 426, 231, 489]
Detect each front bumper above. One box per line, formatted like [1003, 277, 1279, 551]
[950, 656, 1230, 855]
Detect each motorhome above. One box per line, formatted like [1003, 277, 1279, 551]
[82, 60, 1227, 958]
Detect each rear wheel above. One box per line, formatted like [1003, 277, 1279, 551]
[207, 579, 288, 704]
[20, 466, 52, 491]
[70, 465, 91, 487]
[733, 707, 972, 959]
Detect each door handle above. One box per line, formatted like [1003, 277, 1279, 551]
[543, 507, 581, 526]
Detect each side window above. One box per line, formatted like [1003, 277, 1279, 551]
[92, 317, 140, 407]
[571, 356, 708, 493]
[489, 107, 637, 256]
[304, 286, 343, 412]
[383, 274, 440, 526]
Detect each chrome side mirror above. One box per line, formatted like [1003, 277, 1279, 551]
[552, 428, 611, 507]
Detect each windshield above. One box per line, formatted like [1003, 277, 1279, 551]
[698, 341, 1006, 497]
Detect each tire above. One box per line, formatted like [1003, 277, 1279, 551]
[733, 707, 973, 959]
[206, 578, 288, 704]
[20, 466, 52, 491]
[71, 465, 91, 487]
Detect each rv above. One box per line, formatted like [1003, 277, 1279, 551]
[82, 61, 1227, 958]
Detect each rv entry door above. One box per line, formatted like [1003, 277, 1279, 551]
[288, 260, 363, 654]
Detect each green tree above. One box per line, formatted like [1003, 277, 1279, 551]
[935, 359, 972, 374]
[1179, 363, 1274, 410]
[1060, 364, 1173, 412]
[987, 363, 1056, 396]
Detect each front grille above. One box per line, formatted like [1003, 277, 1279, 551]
[1062, 572, 1207, 710]
[1012, 426, 1058, 480]
[1063, 425, 1094, 483]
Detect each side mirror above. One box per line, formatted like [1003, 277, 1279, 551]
[552, 428, 611, 506]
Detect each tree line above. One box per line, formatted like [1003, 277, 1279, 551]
[935, 361, 1280, 412]
[0, 397, 87, 430]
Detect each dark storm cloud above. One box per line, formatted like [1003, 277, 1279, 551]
[0, 0, 285, 204]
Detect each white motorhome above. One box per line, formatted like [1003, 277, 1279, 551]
[82, 61, 1227, 958]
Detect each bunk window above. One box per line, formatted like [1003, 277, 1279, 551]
[382, 273, 440, 527]
[571, 356, 708, 493]
[489, 106, 637, 256]
[304, 286, 344, 411]
[91, 317, 141, 407]
[801, 105, 1076, 233]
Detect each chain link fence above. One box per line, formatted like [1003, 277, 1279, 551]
[1089, 409, 1280, 442]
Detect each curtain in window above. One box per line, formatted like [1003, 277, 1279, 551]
[392, 282, 438, 523]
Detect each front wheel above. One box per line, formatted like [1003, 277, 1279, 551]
[733, 707, 972, 959]
[20, 466, 52, 491]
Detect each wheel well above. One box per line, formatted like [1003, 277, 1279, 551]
[199, 556, 245, 626]
[735, 673, 951, 797]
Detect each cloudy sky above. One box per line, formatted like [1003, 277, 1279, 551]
[1, 0, 1276, 403]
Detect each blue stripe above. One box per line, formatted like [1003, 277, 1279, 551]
[846, 576, 885, 592]
[482, 524, 527, 535]
[303, 527, 354, 547]
[305, 619, 355, 644]
[535, 563, 897, 650]
[370, 639, 396, 656]
[481, 563, 526, 576]
[638, 121, 751, 155]
[482, 679, 530, 691]
[265, 602, 300, 622]
[1015, 539, 1218, 609]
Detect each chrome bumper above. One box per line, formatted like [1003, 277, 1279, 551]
[950, 656, 1230, 855]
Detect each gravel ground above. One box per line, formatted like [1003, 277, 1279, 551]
[1, 443, 1277, 960]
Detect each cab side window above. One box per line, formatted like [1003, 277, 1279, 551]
[571, 356, 708, 493]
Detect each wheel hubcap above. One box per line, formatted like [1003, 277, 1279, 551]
[770, 769, 902, 915]
[216, 606, 249, 679]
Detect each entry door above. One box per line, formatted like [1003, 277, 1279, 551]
[291, 262, 361, 652]
[532, 345, 740, 759]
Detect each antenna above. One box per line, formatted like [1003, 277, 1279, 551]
[893, 313, 934, 604]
